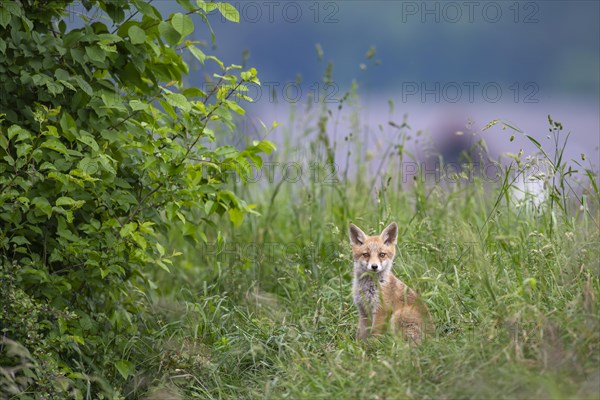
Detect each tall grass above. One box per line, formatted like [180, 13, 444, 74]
[124, 73, 600, 399]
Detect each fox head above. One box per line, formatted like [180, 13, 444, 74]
[349, 222, 398, 275]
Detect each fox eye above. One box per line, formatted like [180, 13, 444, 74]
[362, 253, 369, 258]
[379, 252, 386, 258]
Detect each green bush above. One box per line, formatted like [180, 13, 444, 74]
[0, 0, 273, 396]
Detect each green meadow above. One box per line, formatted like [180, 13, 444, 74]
[145, 105, 600, 399]
[1, 2, 598, 399]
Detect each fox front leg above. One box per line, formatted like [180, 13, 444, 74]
[371, 309, 387, 335]
[357, 307, 369, 340]
[357, 315, 369, 340]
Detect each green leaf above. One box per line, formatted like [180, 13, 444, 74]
[11, 236, 30, 245]
[20, 16, 33, 32]
[525, 135, 542, 149]
[98, 33, 123, 43]
[100, 91, 127, 111]
[78, 157, 99, 175]
[171, 13, 194, 37]
[166, 93, 191, 112]
[0, 8, 11, 28]
[129, 100, 148, 111]
[158, 21, 181, 46]
[216, 3, 240, 23]
[77, 131, 99, 151]
[114, 360, 134, 379]
[1, 1, 21, 15]
[204, 200, 214, 215]
[225, 100, 245, 116]
[253, 140, 276, 155]
[58, 79, 76, 91]
[183, 87, 206, 98]
[8, 125, 27, 140]
[69, 335, 85, 345]
[156, 242, 165, 257]
[46, 81, 64, 95]
[120, 222, 137, 238]
[240, 67, 258, 82]
[132, 0, 161, 20]
[56, 197, 86, 209]
[31, 197, 52, 217]
[585, 169, 599, 194]
[74, 76, 94, 96]
[59, 112, 77, 136]
[85, 45, 106, 63]
[229, 208, 244, 226]
[199, 2, 218, 13]
[132, 232, 147, 250]
[157, 99, 177, 119]
[155, 259, 171, 273]
[188, 44, 206, 64]
[40, 139, 69, 155]
[206, 55, 224, 70]
[176, 0, 196, 12]
[128, 25, 146, 44]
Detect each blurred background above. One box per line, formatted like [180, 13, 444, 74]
[83, 1, 600, 167]
[206, 1, 596, 163]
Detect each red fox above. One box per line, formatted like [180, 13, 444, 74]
[349, 222, 432, 344]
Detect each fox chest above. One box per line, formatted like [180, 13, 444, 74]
[353, 278, 387, 314]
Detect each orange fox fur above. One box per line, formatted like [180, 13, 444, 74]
[349, 222, 433, 344]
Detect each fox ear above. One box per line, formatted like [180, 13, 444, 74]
[349, 223, 366, 245]
[380, 222, 398, 245]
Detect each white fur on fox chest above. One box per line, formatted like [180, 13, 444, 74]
[353, 272, 387, 315]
